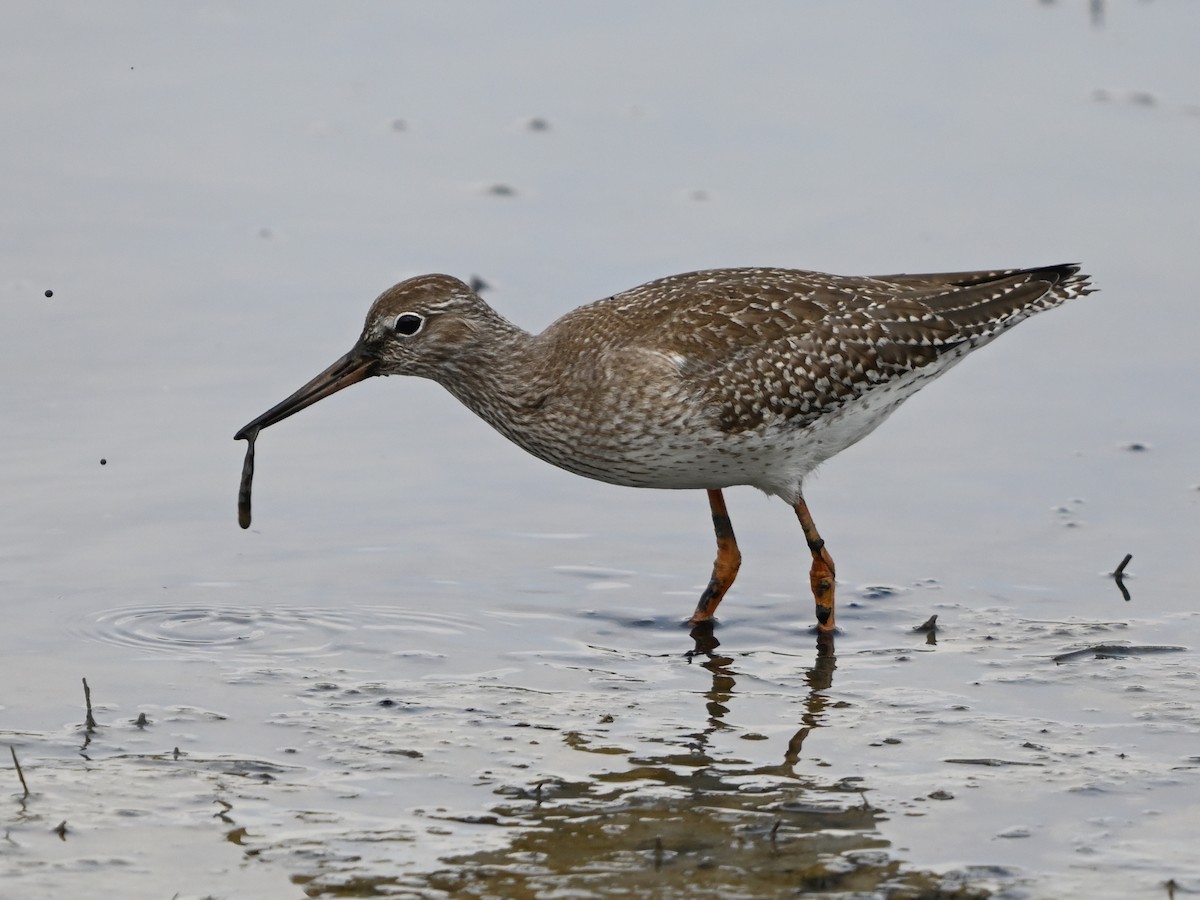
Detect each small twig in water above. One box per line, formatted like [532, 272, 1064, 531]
[653, 836, 664, 870]
[1112, 553, 1133, 602]
[82, 678, 97, 731]
[10, 747, 30, 798]
[913, 614, 938, 633]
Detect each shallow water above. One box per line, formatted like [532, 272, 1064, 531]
[3, 2, 1199, 898]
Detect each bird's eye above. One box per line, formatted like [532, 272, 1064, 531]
[394, 313, 424, 336]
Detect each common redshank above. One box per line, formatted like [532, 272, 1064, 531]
[235, 264, 1092, 633]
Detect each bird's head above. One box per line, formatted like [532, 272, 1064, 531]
[233, 274, 492, 440]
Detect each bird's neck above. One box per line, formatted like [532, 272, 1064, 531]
[433, 315, 554, 439]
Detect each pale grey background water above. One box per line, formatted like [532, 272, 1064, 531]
[2, 2, 1198, 898]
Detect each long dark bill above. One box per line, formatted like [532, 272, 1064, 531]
[234, 343, 378, 440]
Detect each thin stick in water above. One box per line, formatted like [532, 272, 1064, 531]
[10, 747, 30, 798]
[82, 678, 97, 731]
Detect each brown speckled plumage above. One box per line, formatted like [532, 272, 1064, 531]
[236, 263, 1093, 637]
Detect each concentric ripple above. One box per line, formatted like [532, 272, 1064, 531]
[80, 604, 481, 659]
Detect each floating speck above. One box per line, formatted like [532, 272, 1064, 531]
[527, 117, 549, 131]
[100, 458, 107, 465]
[1122, 441, 1150, 452]
[857, 584, 905, 600]
[997, 826, 1032, 839]
[487, 184, 517, 197]
[44, 289, 53, 298]
[391, 118, 407, 131]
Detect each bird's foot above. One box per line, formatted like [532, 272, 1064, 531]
[810, 547, 836, 633]
[685, 619, 721, 660]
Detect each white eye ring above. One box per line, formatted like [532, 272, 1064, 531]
[394, 312, 424, 336]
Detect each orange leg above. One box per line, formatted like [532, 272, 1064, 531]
[794, 496, 836, 632]
[690, 489, 742, 624]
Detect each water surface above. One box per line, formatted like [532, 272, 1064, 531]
[2, 2, 1198, 898]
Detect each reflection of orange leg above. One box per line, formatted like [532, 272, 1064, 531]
[690, 489, 742, 624]
[794, 496, 836, 633]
